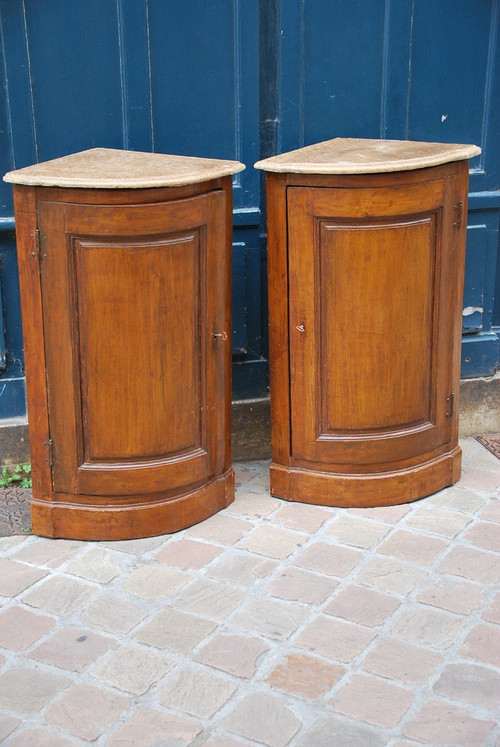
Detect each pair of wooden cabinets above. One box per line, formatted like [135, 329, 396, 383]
[5, 140, 479, 539]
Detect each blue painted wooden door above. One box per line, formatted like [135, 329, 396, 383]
[0, 0, 499, 422]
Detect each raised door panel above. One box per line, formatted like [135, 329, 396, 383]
[38, 191, 225, 496]
[288, 182, 454, 467]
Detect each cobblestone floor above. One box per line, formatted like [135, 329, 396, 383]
[0, 437, 499, 746]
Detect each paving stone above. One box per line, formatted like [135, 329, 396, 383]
[378, 529, 446, 564]
[462, 438, 500, 470]
[221, 692, 301, 747]
[99, 535, 166, 554]
[0, 713, 21, 741]
[155, 539, 223, 568]
[347, 504, 411, 523]
[92, 643, 174, 694]
[185, 514, 252, 544]
[267, 653, 345, 698]
[298, 716, 386, 747]
[296, 615, 375, 662]
[356, 556, 427, 595]
[194, 633, 268, 678]
[391, 606, 466, 649]
[242, 467, 271, 494]
[416, 578, 484, 614]
[323, 514, 390, 548]
[459, 467, 500, 492]
[433, 662, 500, 708]
[482, 592, 500, 623]
[63, 546, 121, 583]
[227, 490, 281, 518]
[107, 708, 202, 746]
[438, 545, 500, 583]
[0, 606, 54, 651]
[0, 536, 26, 551]
[460, 623, 500, 667]
[331, 674, 413, 728]
[427, 486, 487, 514]
[404, 505, 471, 538]
[464, 521, 500, 552]
[324, 585, 400, 627]
[133, 608, 216, 653]
[80, 593, 147, 634]
[158, 666, 236, 718]
[232, 597, 308, 640]
[44, 683, 131, 741]
[294, 541, 362, 577]
[0, 667, 69, 715]
[266, 566, 338, 604]
[174, 578, 245, 619]
[12, 538, 84, 568]
[272, 502, 332, 532]
[123, 565, 190, 598]
[234, 463, 260, 486]
[29, 626, 114, 672]
[240, 525, 306, 559]
[361, 637, 443, 684]
[480, 500, 500, 523]
[0, 559, 47, 596]
[22, 575, 94, 615]
[9, 729, 75, 746]
[207, 552, 278, 585]
[404, 700, 495, 744]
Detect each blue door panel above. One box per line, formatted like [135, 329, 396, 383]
[22, 1, 124, 160]
[408, 1, 491, 189]
[147, 0, 259, 209]
[302, 0, 387, 143]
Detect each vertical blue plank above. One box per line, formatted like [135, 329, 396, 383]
[21, 0, 123, 160]
[116, 0, 153, 152]
[278, 0, 304, 152]
[380, 0, 413, 139]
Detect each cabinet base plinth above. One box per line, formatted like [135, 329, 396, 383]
[270, 449, 461, 507]
[31, 469, 235, 540]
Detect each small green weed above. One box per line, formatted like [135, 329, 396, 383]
[0, 463, 32, 489]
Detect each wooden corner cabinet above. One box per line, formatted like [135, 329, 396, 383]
[255, 138, 481, 507]
[4, 148, 245, 539]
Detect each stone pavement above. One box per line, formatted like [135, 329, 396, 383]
[0, 437, 499, 746]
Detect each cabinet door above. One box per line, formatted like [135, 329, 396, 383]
[288, 181, 458, 467]
[38, 191, 227, 495]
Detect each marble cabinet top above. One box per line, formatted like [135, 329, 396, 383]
[254, 138, 481, 174]
[4, 148, 245, 188]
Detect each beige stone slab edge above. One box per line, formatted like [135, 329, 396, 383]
[3, 148, 245, 189]
[254, 137, 481, 173]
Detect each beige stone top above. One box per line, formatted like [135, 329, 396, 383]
[3, 147, 245, 188]
[254, 138, 481, 174]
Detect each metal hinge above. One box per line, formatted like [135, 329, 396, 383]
[32, 229, 41, 263]
[44, 438, 54, 467]
[446, 392, 455, 418]
[453, 202, 463, 229]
